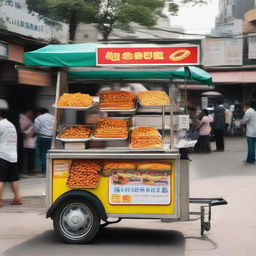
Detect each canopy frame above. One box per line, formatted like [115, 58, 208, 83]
[24, 43, 213, 149]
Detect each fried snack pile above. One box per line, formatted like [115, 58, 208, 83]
[103, 160, 136, 176]
[131, 127, 160, 137]
[93, 118, 128, 138]
[59, 126, 91, 138]
[137, 161, 171, 171]
[66, 160, 101, 188]
[57, 93, 94, 107]
[138, 91, 170, 106]
[130, 127, 163, 149]
[100, 90, 136, 109]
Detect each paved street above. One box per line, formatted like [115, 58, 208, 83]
[0, 137, 256, 256]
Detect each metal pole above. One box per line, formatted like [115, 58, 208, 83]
[184, 66, 190, 114]
[169, 79, 174, 149]
[162, 106, 165, 138]
[52, 71, 61, 149]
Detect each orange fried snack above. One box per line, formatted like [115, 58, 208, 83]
[59, 126, 91, 138]
[93, 118, 128, 138]
[138, 91, 170, 106]
[131, 127, 160, 137]
[130, 127, 163, 149]
[103, 160, 136, 176]
[66, 160, 101, 188]
[100, 90, 136, 109]
[137, 161, 171, 171]
[57, 93, 94, 107]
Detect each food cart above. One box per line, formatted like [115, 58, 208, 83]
[24, 43, 227, 244]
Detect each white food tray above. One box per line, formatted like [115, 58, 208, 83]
[127, 147, 164, 151]
[52, 100, 97, 110]
[56, 125, 92, 142]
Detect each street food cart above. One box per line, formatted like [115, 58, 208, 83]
[24, 43, 227, 244]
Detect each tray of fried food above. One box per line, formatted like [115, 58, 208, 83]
[92, 118, 128, 140]
[137, 160, 172, 172]
[129, 126, 163, 149]
[99, 90, 136, 111]
[54, 92, 96, 109]
[102, 160, 137, 176]
[138, 91, 171, 107]
[56, 125, 92, 142]
[66, 160, 101, 189]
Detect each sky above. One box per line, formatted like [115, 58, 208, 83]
[170, 0, 219, 35]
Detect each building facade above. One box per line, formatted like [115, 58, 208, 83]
[213, 0, 255, 36]
[0, 0, 69, 125]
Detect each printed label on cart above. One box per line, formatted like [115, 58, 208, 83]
[53, 160, 71, 178]
[109, 170, 171, 205]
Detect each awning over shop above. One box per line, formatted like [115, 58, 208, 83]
[211, 70, 256, 83]
[24, 43, 102, 67]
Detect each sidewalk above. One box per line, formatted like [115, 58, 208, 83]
[1, 177, 46, 212]
[3, 176, 46, 199]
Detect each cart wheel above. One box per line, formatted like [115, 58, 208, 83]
[53, 198, 100, 244]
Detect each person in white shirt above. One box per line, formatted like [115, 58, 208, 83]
[34, 108, 54, 175]
[241, 102, 256, 164]
[0, 107, 22, 207]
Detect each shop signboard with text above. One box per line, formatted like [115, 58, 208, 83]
[97, 45, 200, 66]
[202, 38, 243, 66]
[0, 0, 68, 43]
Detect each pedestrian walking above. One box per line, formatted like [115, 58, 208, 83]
[188, 106, 199, 140]
[0, 101, 22, 207]
[224, 103, 233, 134]
[213, 100, 226, 151]
[34, 108, 54, 175]
[241, 102, 256, 164]
[194, 109, 213, 153]
[19, 110, 36, 175]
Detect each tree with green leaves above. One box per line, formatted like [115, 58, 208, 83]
[26, 0, 208, 42]
[26, 0, 101, 41]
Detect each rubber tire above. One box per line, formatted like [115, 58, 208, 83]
[53, 198, 100, 244]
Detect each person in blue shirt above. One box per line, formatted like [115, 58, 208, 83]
[241, 102, 256, 164]
[34, 108, 54, 175]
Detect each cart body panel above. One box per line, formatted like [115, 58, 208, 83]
[47, 151, 183, 220]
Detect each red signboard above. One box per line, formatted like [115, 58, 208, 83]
[96, 46, 200, 66]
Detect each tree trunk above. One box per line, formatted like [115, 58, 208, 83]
[102, 30, 109, 41]
[69, 10, 78, 42]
